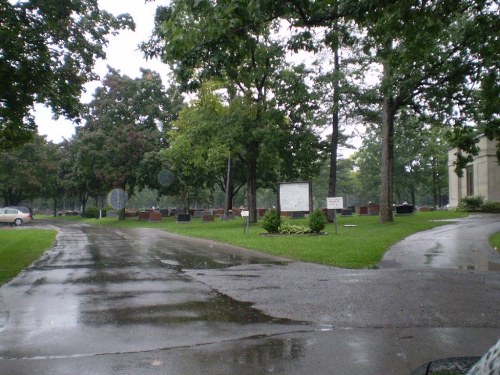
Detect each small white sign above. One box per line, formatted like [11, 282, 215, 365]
[327, 197, 343, 209]
[241, 210, 249, 217]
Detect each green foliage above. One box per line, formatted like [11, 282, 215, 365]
[0, 1, 134, 151]
[481, 201, 500, 214]
[456, 196, 485, 212]
[490, 232, 500, 251]
[143, 2, 324, 222]
[262, 209, 281, 233]
[62, 68, 181, 212]
[0, 135, 61, 205]
[83, 207, 100, 219]
[278, 222, 312, 235]
[309, 209, 327, 234]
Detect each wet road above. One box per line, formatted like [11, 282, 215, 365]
[381, 214, 500, 271]
[0, 218, 499, 374]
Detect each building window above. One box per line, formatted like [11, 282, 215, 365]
[466, 165, 474, 196]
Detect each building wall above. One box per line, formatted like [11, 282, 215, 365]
[448, 136, 500, 208]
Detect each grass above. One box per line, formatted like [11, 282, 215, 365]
[490, 232, 500, 252]
[0, 228, 57, 286]
[80, 210, 468, 268]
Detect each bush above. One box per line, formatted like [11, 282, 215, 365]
[279, 222, 312, 235]
[262, 208, 281, 233]
[481, 201, 500, 213]
[456, 196, 484, 212]
[309, 209, 327, 234]
[83, 207, 100, 219]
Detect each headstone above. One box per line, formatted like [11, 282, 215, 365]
[125, 210, 137, 218]
[396, 205, 414, 215]
[177, 213, 191, 223]
[341, 209, 352, 216]
[418, 206, 433, 212]
[138, 211, 150, 221]
[202, 214, 214, 222]
[368, 203, 380, 215]
[192, 210, 204, 218]
[258, 208, 267, 217]
[359, 206, 368, 215]
[149, 211, 163, 222]
[221, 212, 235, 221]
[160, 209, 169, 217]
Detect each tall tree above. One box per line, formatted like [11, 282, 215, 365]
[0, 0, 134, 150]
[204, 0, 499, 222]
[143, 1, 322, 222]
[359, 1, 499, 222]
[64, 68, 180, 215]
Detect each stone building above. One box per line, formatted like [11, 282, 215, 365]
[448, 135, 500, 208]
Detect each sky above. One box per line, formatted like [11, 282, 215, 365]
[36, 0, 171, 142]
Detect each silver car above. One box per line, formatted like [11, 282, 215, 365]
[0, 208, 33, 226]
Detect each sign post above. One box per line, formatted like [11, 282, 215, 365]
[327, 197, 344, 234]
[241, 210, 250, 234]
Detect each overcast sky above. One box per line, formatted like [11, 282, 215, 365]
[37, 0, 171, 142]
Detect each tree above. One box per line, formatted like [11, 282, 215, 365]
[0, 0, 134, 151]
[83, 69, 179, 195]
[63, 68, 180, 216]
[354, 111, 450, 208]
[195, 0, 499, 223]
[143, 1, 323, 222]
[0, 135, 61, 206]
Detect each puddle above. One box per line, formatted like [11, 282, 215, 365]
[79, 292, 298, 327]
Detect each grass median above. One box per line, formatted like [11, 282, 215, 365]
[83, 210, 468, 268]
[490, 232, 500, 252]
[0, 228, 57, 286]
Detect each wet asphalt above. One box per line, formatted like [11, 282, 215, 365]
[0, 215, 499, 374]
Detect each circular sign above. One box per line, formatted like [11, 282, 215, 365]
[158, 170, 175, 187]
[107, 188, 128, 210]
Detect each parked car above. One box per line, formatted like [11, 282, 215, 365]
[0, 208, 33, 226]
[4, 206, 33, 219]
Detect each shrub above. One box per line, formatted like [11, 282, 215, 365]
[83, 206, 100, 219]
[456, 196, 484, 212]
[309, 209, 327, 234]
[262, 209, 281, 233]
[279, 222, 312, 235]
[481, 201, 500, 213]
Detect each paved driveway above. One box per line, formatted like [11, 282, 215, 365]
[0, 217, 499, 374]
[381, 214, 500, 271]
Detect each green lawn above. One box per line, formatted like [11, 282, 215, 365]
[490, 232, 500, 251]
[0, 228, 57, 286]
[84, 210, 468, 268]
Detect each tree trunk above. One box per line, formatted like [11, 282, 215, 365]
[379, 62, 396, 223]
[80, 192, 88, 217]
[247, 154, 258, 224]
[224, 155, 233, 215]
[327, 46, 340, 222]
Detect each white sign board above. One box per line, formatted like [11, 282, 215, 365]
[241, 210, 249, 217]
[279, 182, 310, 212]
[327, 197, 344, 209]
